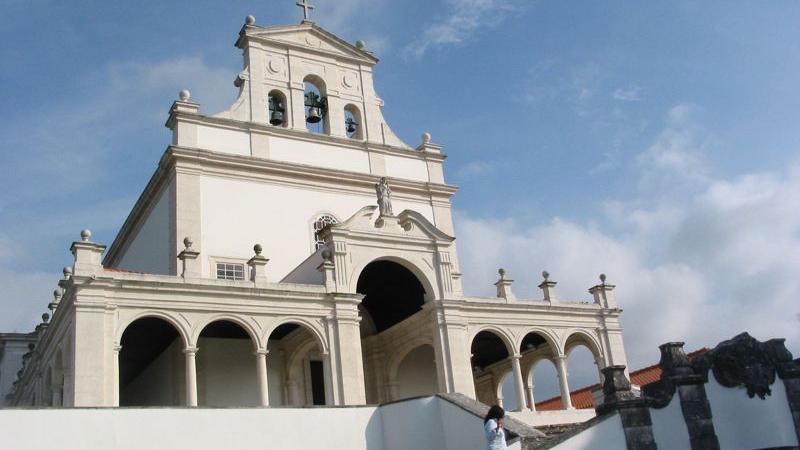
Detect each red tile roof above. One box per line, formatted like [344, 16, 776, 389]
[535, 348, 708, 411]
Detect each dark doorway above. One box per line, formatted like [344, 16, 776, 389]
[310, 360, 325, 405]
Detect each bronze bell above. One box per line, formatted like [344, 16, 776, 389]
[346, 118, 358, 134]
[306, 106, 322, 123]
[270, 110, 284, 126]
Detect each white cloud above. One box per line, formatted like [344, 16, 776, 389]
[612, 86, 642, 102]
[637, 103, 710, 185]
[455, 129, 800, 371]
[454, 160, 506, 179]
[406, 0, 525, 58]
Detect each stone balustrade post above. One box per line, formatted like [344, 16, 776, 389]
[177, 237, 200, 278]
[70, 229, 106, 277]
[494, 268, 516, 302]
[538, 271, 558, 304]
[247, 244, 269, 285]
[589, 273, 617, 308]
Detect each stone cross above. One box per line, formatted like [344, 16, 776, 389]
[296, 0, 315, 21]
[375, 177, 393, 216]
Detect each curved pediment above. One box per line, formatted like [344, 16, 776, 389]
[329, 206, 454, 243]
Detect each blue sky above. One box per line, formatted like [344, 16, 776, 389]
[1, 1, 799, 400]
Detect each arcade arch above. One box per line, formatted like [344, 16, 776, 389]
[196, 320, 259, 407]
[266, 321, 329, 406]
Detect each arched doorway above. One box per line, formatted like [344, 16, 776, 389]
[266, 322, 328, 406]
[357, 259, 434, 403]
[119, 317, 185, 406]
[470, 330, 511, 406]
[196, 320, 259, 407]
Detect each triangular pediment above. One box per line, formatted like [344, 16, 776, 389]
[329, 206, 455, 243]
[239, 22, 378, 65]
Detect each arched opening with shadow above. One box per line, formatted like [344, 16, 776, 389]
[119, 317, 185, 406]
[266, 322, 328, 406]
[391, 344, 438, 400]
[519, 331, 558, 410]
[357, 260, 425, 335]
[357, 259, 433, 404]
[470, 330, 511, 406]
[196, 320, 259, 407]
[529, 359, 561, 410]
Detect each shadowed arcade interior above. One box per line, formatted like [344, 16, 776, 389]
[119, 317, 184, 406]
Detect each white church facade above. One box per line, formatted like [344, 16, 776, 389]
[3, 13, 628, 418]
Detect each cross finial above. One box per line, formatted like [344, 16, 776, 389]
[296, 0, 315, 21]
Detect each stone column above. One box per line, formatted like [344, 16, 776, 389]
[527, 382, 536, 412]
[511, 355, 527, 412]
[555, 356, 573, 410]
[184, 347, 198, 407]
[255, 349, 269, 407]
[322, 352, 334, 406]
[112, 345, 121, 407]
[331, 296, 367, 405]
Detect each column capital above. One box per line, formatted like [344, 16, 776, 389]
[510, 353, 523, 360]
[183, 346, 199, 355]
[112, 344, 122, 353]
[254, 349, 269, 357]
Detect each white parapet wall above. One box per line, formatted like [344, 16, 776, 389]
[510, 408, 597, 427]
[0, 396, 525, 450]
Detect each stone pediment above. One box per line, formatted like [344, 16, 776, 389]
[240, 22, 378, 65]
[330, 206, 454, 243]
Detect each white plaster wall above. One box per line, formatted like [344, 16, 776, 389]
[395, 345, 438, 400]
[0, 407, 383, 450]
[199, 176, 435, 279]
[122, 339, 183, 406]
[269, 135, 372, 174]
[196, 337, 260, 407]
[384, 154, 429, 182]
[550, 413, 626, 450]
[650, 395, 691, 450]
[380, 396, 445, 450]
[117, 180, 173, 274]
[438, 398, 494, 450]
[196, 125, 251, 156]
[0, 342, 29, 407]
[706, 377, 797, 450]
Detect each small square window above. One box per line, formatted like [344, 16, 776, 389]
[216, 263, 245, 281]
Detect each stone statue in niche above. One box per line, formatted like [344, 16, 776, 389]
[375, 177, 393, 216]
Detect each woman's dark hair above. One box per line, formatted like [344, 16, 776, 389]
[484, 404, 505, 423]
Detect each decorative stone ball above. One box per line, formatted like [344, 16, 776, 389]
[179, 89, 191, 101]
[321, 249, 333, 261]
[542, 270, 550, 280]
[63, 266, 73, 278]
[80, 229, 92, 241]
[422, 132, 432, 144]
[355, 40, 366, 50]
[183, 237, 193, 249]
[599, 273, 607, 283]
[53, 288, 62, 298]
[254, 243, 263, 255]
[245, 15, 256, 25]
[42, 313, 49, 323]
[498, 268, 506, 278]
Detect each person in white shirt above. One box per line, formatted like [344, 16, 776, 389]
[483, 405, 507, 450]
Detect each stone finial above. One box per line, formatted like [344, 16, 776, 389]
[538, 270, 557, 303]
[494, 268, 516, 301]
[53, 288, 62, 301]
[355, 40, 366, 50]
[71, 231, 106, 277]
[245, 15, 256, 25]
[422, 132, 432, 145]
[658, 342, 692, 377]
[41, 313, 49, 324]
[248, 244, 270, 284]
[317, 248, 336, 292]
[179, 89, 191, 101]
[589, 273, 617, 308]
[177, 236, 200, 278]
[62, 266, 72, 279]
